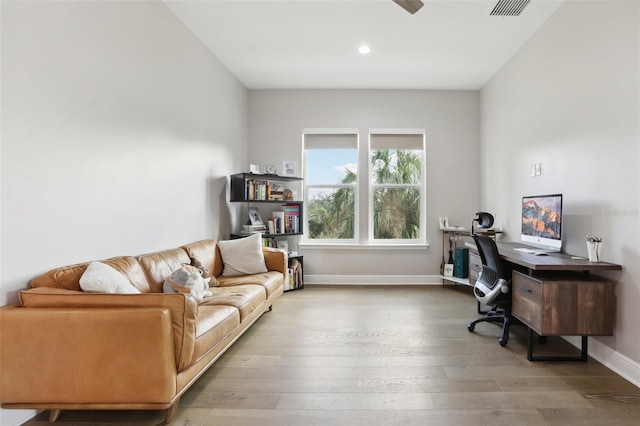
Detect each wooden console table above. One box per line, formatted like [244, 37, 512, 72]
[496, 242, 622, 361]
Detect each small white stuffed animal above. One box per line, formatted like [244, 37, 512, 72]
[163, 265, 212, 302]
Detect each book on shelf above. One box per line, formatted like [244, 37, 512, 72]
[287, 258, 303, 290]
[244, 179, 269, 201]
[272, 211, 285, 234]
[244, 179, 291, 201]
[262, 237, 275, 248]
[270, 212, 300, 234]
[284, 204, 300, 233]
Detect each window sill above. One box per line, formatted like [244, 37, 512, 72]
[299, 243, 430, 250]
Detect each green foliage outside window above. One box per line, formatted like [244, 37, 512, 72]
[308, 169, 355, 239]
[308, 149, 422, 240]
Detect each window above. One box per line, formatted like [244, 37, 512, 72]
[369, 132, 426, 243]
[303, 129, 426, 246]
[303, 131, 358, 242]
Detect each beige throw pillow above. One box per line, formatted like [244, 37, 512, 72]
[79, 261, 141, 294]
[218, 233, 268, 276]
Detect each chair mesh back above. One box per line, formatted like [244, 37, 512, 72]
[473, 234, 506, 279]
[477, 268, 499, 290]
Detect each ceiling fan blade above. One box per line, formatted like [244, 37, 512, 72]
[392, 0, 424, 14]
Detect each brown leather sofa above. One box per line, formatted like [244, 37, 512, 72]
[0, 239, 285, 423]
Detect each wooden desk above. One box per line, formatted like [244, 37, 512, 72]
[495, 242, 621, 361]
[496, 242, 622, 273]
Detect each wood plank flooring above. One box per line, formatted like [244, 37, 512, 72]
[25, 285, 640, 425]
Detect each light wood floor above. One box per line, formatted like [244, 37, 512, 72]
[25, 285, 640, 425]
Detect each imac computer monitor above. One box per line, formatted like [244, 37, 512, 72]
[521, 194, 563, 251]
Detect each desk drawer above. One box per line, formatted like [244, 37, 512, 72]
[512, 271, 542, 331]
[469, 253, 482, 285]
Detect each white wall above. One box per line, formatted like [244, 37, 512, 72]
[482, 1, 640, 369]
[0, 2, 248, 423]
[248, 90, 480, 279]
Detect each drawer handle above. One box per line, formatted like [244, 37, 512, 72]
[520, 287, 532, 293]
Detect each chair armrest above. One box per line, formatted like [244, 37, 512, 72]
[0, 305, 177, 404]
[18, 288, 197, 370]
[262, 247, 288, 275]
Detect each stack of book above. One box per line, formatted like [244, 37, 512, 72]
[244, 179, 267, 200]
[287, 258, 303, 291]
[242, 224, 266, 234]
[284, 204, 300, 233]
[268, 211, 285, 234]
[244, 179, 285, 201]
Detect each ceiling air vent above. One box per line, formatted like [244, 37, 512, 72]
[490, 0, 531, 16]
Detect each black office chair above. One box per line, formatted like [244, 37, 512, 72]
[467, 234, 512, 346]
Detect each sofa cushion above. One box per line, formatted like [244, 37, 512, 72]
[138, 248, 191, 293]
[181, 240, 224, 280]
[199, 284, 266, 322]
[30, 256, 151, 293]
[218, 234, 268, 276]
[192, 305, 239, 363]
[217, 271, 284, 299]
[80, 262, 141, 294]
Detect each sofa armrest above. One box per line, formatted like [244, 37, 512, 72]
[18, 287, 198, 370]
[262, 247, 288, 276]
[0, 305, 177, 404]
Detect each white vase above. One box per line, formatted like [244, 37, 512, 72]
[587, 241, 601, 262]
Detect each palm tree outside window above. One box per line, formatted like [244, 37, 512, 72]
[369, 132, 425, 243]
[303, 129, 426, 245]
[303, 131, 358, 242]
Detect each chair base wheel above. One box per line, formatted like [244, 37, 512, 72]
[499, 338, 508, 346]
[468, 324, 475, 332]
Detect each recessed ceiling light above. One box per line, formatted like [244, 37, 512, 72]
[358, 45, 371, 54]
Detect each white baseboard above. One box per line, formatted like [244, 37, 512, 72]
[304, 274, 443, 285]
[564, 336, 640, 388]
[300, 279, 640, 389]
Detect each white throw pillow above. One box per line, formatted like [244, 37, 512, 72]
[79, 262, 141, 294]
[218, 233, 268, 276]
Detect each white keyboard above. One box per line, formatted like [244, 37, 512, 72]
[514, 247, 551, 255]
[514, 248, 537, 254]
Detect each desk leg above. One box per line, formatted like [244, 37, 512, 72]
[527, 328, 588, 362]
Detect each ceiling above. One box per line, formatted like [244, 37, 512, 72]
[164, 0, 564, 90]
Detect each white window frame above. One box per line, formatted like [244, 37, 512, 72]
[301, 128, 427, 248]
[302, 128, 359, 244]
[368, 129, 427, 245]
